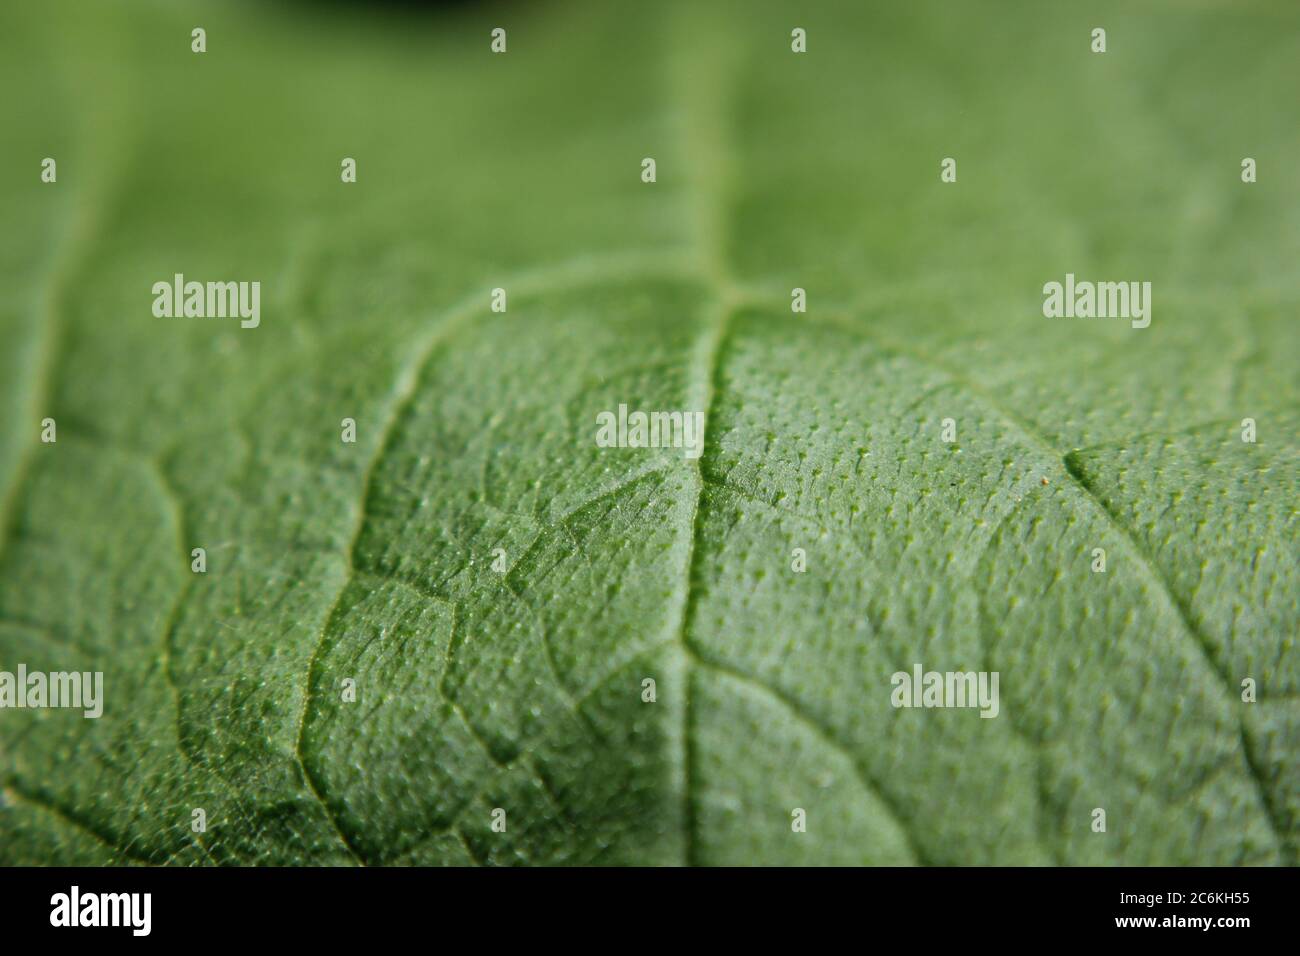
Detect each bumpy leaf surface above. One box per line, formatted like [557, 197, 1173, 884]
[0, 0, 1296, 865]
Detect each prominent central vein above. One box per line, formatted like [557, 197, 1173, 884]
[665, 4, 746, 865]
[672, 305, 732, 866]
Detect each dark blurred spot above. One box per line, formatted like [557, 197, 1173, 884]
[291, 0, 517, 14]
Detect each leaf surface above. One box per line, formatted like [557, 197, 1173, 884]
[0, 0, 1296, 865]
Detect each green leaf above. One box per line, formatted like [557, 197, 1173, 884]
[0, 0, 1296, 866]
